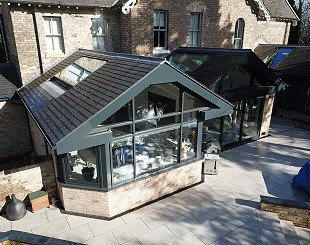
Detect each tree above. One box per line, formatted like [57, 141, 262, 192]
[288, 0, 310, 44]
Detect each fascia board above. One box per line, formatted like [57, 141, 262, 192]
[56, 62, 233, 154]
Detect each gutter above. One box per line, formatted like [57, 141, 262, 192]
[32, 9, 44, 74]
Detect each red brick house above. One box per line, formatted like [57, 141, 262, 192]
[0, 0, 299, 83]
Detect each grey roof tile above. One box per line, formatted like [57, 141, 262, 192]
[18, 49, 161, 145]
[260, 0, 298, 20]
[0, 64, 22, 100]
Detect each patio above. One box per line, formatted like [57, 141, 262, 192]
[0, 116, 309, 245]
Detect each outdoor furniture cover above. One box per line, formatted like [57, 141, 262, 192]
[292, 161, 310, 196]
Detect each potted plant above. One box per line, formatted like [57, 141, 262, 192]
[81, 162, 95, 181]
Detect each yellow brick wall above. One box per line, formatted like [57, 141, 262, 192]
[61, 160, 203, 218]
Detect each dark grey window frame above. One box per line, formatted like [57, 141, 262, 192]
[59, 84, 208, 190]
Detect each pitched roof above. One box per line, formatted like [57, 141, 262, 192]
[0, 64, 22, 101]
[167, 47, 284, 97]
[0, 0, 126, 7]
[261, 0, 298, 20]
[254, 44, 310, 78]
[18, 49, 162, 146]
[253, 0, 299, 21]
[18, 49, 233, 153]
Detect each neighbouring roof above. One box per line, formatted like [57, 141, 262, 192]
[0, 64, 22, 101]
[18, 49, 233, 153]
[251, 0, 299, 22]
[0, 0, 127, 8]
[254, 44, 310, 78]
[167, 47, 286, 101]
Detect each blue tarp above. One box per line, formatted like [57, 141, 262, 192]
[292, 161, 310, 196]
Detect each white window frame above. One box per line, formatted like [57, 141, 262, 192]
[189, 13, 202, 47]
[153, 11, 169, 55]
[43, 16, 65, 54]
[91, 18, 107, 51]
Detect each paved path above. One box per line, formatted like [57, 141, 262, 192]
[1, 116, 310, 244]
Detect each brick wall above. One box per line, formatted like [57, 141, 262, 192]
[28, 113, 47, 156]
[260, 202, 310, 229]
[260, 94, 275, 138]
[61, 160, 203, 218]
[8, 5, 121, 83]
[0, 160, 57, 212]
[128, 0, 291, 56]
[0, 101, 32, 159]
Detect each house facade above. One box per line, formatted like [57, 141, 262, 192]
[0, 0, 298, 83]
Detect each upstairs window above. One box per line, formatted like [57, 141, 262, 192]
[43, 17, 64, 53]
[91, 18, 106, 50]
[233, 18, 245, 49]
[189, 13, 202, 47]
[154, 11, 168, 50]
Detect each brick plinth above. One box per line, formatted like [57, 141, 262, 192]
[61, 160, 203, 218]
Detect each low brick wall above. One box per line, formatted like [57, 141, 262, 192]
[0, 160, 57, 213]
[61, 160, 203, 218]
[260, 195, 310, 229]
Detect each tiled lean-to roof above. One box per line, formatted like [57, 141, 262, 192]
[254, 44, 310, 78]
[0, 64, 22, 101]
[260, 0, 299, 20]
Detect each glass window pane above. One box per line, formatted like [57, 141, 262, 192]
[242, 98, 261, 140]
[51, 18, 62, 34]
[159, 12, 166, 27]
[135, 115, 180, 132]
[203, 118, 221, 150]
[222, 101, 242, 146]
[112, 137, 134, 185]
[45, 36, 53, 51]
[111, 124, 133, 137]
[135, 84, 180, 120]
[159, 31, 166, 47]
[181, 114, 197, 161]
[43, 18, 51, 34]
[154, 31, 159, 47]
[136, 127, 180, 176]
[184, 91, 212, 111]
[67, 147, 98, 183]
[103, 102, 132, 125]
[97, 36, 106, 50]
[53, 36, 63, 51]
[153, 12, 158, 27]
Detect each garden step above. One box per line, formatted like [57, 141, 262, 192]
[280, 220, 300, 245]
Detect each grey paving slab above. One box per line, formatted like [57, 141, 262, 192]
[137, 225, 176, 245]
[0, 220, 11, 232]
[192, 220, 231, 245]
[191, 203, 226, 223]
[88, 217, 125, 237]
[165, 212, 202, 237]
[147, 196, 176, 211]
[121, 206, 152, 224]
[54, 224, 94, 243]
[243, 218, 260, 236]
[84, 231, 119, 245]
[32, 218, 70, 237]
[279, 220, 301, 245]
[228, 174, 257, 188]
[221, 226, 260, 245]
[11, 211, 49, 232]
[66, 214, 94, 229]
[46, 208, 67, 223]
[141, 207, 176, 230]
[271, 181, 301, 199]
[166, 197, 200, 217]
[216, 208, 253, 232]
[295, 226, 310, 245]
[112, 219, 150, 244]
[167, 231, 205, 245]
[123, 238, 141, 245]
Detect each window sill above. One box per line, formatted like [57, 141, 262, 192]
[45, 53, 66, 58]
[152, 49, 170, 56]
